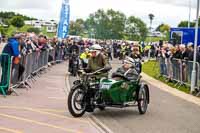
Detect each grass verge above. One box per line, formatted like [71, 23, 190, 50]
[142, 60, 190, 94]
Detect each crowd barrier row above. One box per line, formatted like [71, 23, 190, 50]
[159, 57, 200, 95]
[0, 47, 65, 97]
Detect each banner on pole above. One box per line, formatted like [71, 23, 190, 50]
[57, 0, 70, 39]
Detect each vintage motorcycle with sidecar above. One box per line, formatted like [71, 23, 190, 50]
[67, 58, 150, 117]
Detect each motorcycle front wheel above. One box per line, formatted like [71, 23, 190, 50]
[68, 86, 86, 117]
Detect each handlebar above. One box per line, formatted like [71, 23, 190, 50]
[86, 67, 107, 76]
[78, 67, 110, 77]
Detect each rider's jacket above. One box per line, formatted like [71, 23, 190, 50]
[68, 44, 80, 55]
[87, 53, 111, 78]
[112, 66, 139, 81]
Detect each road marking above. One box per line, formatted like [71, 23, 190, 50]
[0, 127, 23, 133]
[0, 106, 90, 124]
[0, 113, 82, 133]
[88, 116, 114, 133]
[142, 73, 200, 106]
[47, 97, 66, 100]
[39, 108, 65, 113]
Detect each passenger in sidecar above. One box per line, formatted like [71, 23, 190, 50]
[112, 56, 140, 81]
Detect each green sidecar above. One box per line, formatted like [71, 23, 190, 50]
[68, 68, 150, 117]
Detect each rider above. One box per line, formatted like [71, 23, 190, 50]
[129, 44, 142, 73]
[68, 39, 80, 73]
[112, 56, 139, 81]
[85, 44, 111, 78]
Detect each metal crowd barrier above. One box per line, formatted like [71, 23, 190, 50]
[0, 54, 12, 96]
[7, 47, 65, 96]
[159, 57, 200, 93]
[55, 47, 64, 62]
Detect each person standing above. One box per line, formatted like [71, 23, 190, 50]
[1, 34, 22, 94]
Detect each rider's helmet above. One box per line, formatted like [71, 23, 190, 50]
[90, 44, 102, 57]
[122, 43, 126, 46]
[73, 38, 79, 45]
[85, 48, 89, 53]
[123, 56, 134, 65]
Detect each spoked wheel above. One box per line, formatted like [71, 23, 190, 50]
[138, 86, 148, 114]
[68, 86, 86, 117]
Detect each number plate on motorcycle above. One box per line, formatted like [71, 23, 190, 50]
[101, 84, 110, 90]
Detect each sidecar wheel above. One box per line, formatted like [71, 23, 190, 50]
[138, 86, 148, 114]
[68, 86, 86, 117]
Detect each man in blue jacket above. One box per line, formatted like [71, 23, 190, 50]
[1, 34, 22, 95]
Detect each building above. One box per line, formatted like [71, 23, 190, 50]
[24, 20, 58, 33]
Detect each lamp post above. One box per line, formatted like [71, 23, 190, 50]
[188, 0, 192, 28]
[191, 0, 199, 93]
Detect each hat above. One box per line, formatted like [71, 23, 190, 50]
[187, 42, 193, 47]
[90, 44, 102, 51]
[14, 33, 23, 39]
[124, 56, 134, 64]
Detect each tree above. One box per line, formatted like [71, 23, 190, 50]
[0, 11, 36, 20]
[69, 18, 85, 36]
[148, 13, 154, 30]
[85, 9, 126, 39]
[178, 21, 195, 27]
[156, 24, 170, 33]
[10, 16, 25, 28]
[69, 9, 148, 41]
[27, 27, 40, 34]
[125, 16, 148, 41]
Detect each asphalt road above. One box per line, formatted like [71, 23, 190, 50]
[69, 60, 200, 133]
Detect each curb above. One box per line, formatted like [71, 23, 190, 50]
[141, 72, 200, 107]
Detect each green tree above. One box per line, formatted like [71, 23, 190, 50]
[0, 25, 7, 35]
[27, 27, 40, 34]
[69, 18, 85, 36]
[156, 24, 170, 33]
[178, 21, 195, 27]
[10, 16, 25, 28]
[85, 9, 126, 39]
[0, 11, 36, 20]
[125, 16, 148, 41]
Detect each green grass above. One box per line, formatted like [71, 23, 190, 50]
[142, 60, 190, 94]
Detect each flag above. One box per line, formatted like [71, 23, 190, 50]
[57, 0, 70, 39]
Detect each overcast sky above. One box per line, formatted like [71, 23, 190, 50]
[0, 0, 197, 27]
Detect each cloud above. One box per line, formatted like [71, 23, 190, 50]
[0, 0, 197, 27]
[140, 0, 196, 8]
[0, 0, 53, 10]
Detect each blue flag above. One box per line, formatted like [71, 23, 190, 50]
[57, 0, 70, 39]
